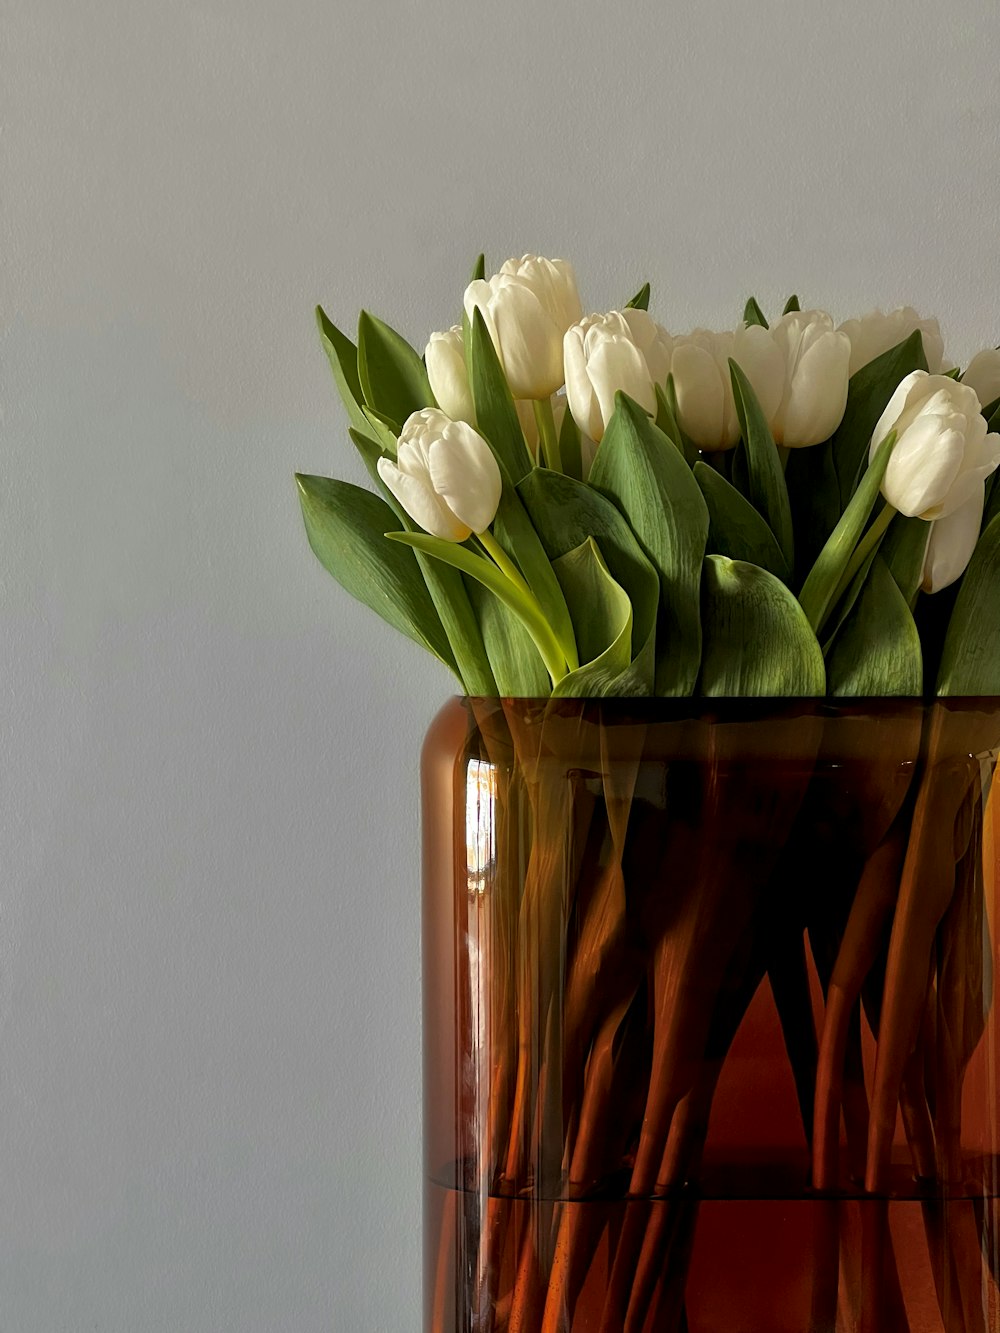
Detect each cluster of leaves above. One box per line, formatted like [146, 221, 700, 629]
[297, 271, 1000, 698]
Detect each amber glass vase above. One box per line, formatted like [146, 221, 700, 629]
[422, 697, 1000, 1333]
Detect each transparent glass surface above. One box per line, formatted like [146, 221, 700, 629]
[422, 698, 1000, 1332]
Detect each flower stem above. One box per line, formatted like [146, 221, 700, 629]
[478, 530, 571, 684]
[479, 530, 530, 596]
[825, 503, 897, 626]
[533, 398, 562, 472]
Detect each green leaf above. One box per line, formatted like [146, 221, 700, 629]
[797, 432, 896, 633]
[551, 540, 636, 696]
[937, 513, 1000, 694]
[983, 475, 1000, 532]
[361, 407, 398, 456]
[296, 474, 458, 677]
[625, 282, 650, 311]
[743, 296, 769, 329]
[729, 359, 795, 569]
[881, 514, 930, 607]
[784, 442, 842, 581]
[655, 380, 699, 466]
[698, 556, 825, 696]
[414, 555, 497, 696]
[518, 468, 659, 692]
[468, 307, 534, 482]
[492, 484, 579, 670]
[819, 540, 880, 652]
[694, 461, 789, 580]
[316, 307, 372, 438]
[590, 393, 708, 695]
[348, 426, 389, 491]
[470, 253, 486, 282]
[826, 557, 922, 696]
[357, 310, 434, 431]
[979, 394, 1000, 422]
[386, 532, 567, 686]
[465, 579, 548, 696]
[831, 330, 927, 508]
[782, 295, 801, 314]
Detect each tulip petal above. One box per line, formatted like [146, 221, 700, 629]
[922, 488, 985, 592]
[963, 349, 1000, 409]
[672, 342, 729, 450]
[563, 326, 604, 442]
[883, 416, 965, 517]
[425, 327, 476, 425]
[733, 324, 785, 424]
[428, 424, 502, 535]
[870, 371, 927, 457]
[588, 336, 656, 440]
[779, 332, 851, 447]
[377, 456, 470, 542]
[492, 280, 564, 399]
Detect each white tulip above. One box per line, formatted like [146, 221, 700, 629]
[620, 307, 674, 385]
[962, 348, 1000, 410]
[670, 325, 784, 452]
[869, 371, 1000, 520]
[769, 310, 852, 448]
[921, 488, 984, 593]
[425, 326, 475, 425]
[838, 307, 948, 376]
[563, 310, 671, 443]
[464, 255, 582, 400]
[377, 408, 502, 542]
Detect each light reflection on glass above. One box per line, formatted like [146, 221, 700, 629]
[466, 758, 496, 895]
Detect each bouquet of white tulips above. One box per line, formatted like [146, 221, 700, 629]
[297, 254, 1000, 699]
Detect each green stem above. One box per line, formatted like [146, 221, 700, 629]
[480, 532, 580, 675]
[798, 430, 898, 633]
[823, 504, 897, 631]
[386, 530, 568, 686]
[479, 530, 531, 596]
[534, 398, 562, 472]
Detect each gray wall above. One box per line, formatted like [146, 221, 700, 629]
[4, 1, 999, 1328]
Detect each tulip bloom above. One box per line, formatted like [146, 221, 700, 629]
[563, 310, 672, 443]
[425, 326, 476, 425]
[870, 371, 1000, 520]
[962, 348, 1000, 410]
[922, 488, 984, 593]
[464, 255, 582, 400]
[769, 310, 852, 447]
[838, 307, 948, 376]
[670, 325, 783, 451]
[377, 408, 502, 541]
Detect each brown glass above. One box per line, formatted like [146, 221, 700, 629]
[422, 697, 1000, 1333]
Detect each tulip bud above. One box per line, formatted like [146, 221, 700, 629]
[563, 310, 671, 443]
[377, 408, 502, 542]
[962, 348, 1000, 411]
[870, 371, 1000, 520]
[838, 307, 948, 376]
[670, 325, 784, 451]
[425, 326, 476, 425]
[769, 310, 852, 448]
[922, 488, 984, 593]
[464, 255, 582, 400]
